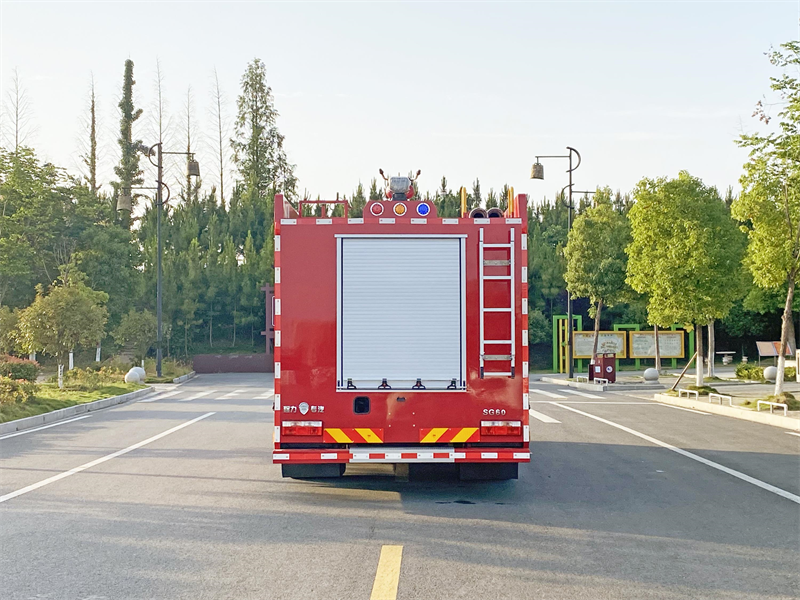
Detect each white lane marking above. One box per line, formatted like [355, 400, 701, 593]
[529, 388, 568, 399]
[786, 432, 800, 438]
[530, 401, 655, 405]
[222, 389, 245, 398]
[658, 404, 711, 415]
[139, 390, 182, 403]
[0, 415, 92, 440]
[550, 402, 800, 505]
[178, 390, 215, 402]
[0, 412, 216, 504]
[559, 389, 604, 399]
[256, 392, 274, 399]
[528, 409, 561, 424]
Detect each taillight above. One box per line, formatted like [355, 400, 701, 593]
[282, 421, 323, 436]
[480, 421, 522, 436]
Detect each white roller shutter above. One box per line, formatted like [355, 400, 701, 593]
[338, 236, 465, 390]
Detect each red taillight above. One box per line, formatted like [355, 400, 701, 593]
[480, 421, 522, 436]
[282, 421, 323, 436]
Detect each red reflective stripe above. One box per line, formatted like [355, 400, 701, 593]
[433, 452, 450, 459]
[369, 453, 383, 460]
[401, 453, 416, 459]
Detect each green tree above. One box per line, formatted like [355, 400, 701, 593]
[112, 59, 143, 225]
[733, 40, 800, 395]
[627, 172, 746, 386]
[0, 306, 18, 353]
[16, 274, 108, 387]
[368, 178, 382, 202]
[350, 182, 366, 217]
[564, 190, 632, 362]
[113, 309, 157, 362]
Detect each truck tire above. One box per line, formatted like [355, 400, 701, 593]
[281, 463, 346, 479]
[458, 463, 518, 481]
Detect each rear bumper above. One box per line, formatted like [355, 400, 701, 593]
[272, 447, 530, 464]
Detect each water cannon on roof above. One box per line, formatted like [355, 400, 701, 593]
[379, 169, 421, 201]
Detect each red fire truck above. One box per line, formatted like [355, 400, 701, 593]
[272, 173, 530, 480]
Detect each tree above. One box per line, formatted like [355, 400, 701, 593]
[182, 86, 201, 203]
[368, 178, 382, 202]
[231, 58, 296, 203]
[113, 309, 157, 362]
[80, 75, 99, 196]
[627, 172, 746, 386]
[2, 67, 35, 150]
[734, 40, 800, 395]
[350, 182, 366, 217]
[16, 274, 108, 387]
[113, 59, 143, 225]
[564, 190, 632, 362]
[0, 306, 18, 353]
[211, 67, 230, 205]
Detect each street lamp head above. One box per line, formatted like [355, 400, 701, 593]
[117, 192, 132, 212]
[530, 162, 545, 180]
[187, 158, 200, 178]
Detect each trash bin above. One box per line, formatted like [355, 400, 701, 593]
[594, 353, 616, 383]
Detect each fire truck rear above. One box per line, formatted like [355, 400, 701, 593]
[272, 173, 530, 480]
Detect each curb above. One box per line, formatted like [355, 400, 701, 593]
[652, 393, 800, 431]
[0, 387, 155, 435]
[172, 371, 196, 384]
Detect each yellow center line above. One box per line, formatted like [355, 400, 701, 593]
[370, 545, 403, 600]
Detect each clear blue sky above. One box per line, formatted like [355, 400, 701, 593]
[1, 1, 797, 204]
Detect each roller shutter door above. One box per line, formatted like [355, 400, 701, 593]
[338, 236, 464, 390]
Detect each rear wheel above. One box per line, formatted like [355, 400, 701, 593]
[281, 463, 346, 479]
[458, 463, 518, 481]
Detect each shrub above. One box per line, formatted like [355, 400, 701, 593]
[0, 376, 37, 405]
[0, 355, 40, 382]
[686, 385, 719, 396]
[60, 366, 124, 391]
[752, 392, 800, 411]
[785, 367, 796, 381]
[735, 363, 764, 381]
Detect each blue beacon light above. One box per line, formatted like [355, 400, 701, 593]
[416, 203, 430, 217]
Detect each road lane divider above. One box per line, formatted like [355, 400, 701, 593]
[658, 404, 711, 415]
[222, 389, 245, 398]
[549, 402, 800, 505]
[528, 409, 561, 424]
[178, 390, 216, 402]
[0, 415, 92, 441]
[370, 545, 403, 600]
[139, 390, 182, 403]
[786, 432, 800, 438]
[559, 389, 604, 399]
[529, 388, 568, 399]
[0, 412, 216, 504]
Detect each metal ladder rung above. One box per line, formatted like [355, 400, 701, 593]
[483, 372, 513, 377]
[484, 307, 512, 312]
[484, 275, 511, 280]
[484, 339, 512, 344]
[483, 243, 511, 248]
[484, 260, 511, 267]
[483, 354, 513, 361]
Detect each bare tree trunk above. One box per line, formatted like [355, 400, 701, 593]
[775, 277, 795, 396]
[591, 299, 603, 365]
[212, 68, 226, 205]
[707, 319, 715, 378]
[232, 308, 237, 347]
[654, 324, 661, 373]
[695, 323, 704, 387]
[209, 304, 213, 348]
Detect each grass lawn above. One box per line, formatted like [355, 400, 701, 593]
[0, 382, 145, 423]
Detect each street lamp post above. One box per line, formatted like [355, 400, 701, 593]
[123, 144, 199, 378]
[530, 146, 584, 379]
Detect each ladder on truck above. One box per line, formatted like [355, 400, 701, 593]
[479, 227, 515, 378]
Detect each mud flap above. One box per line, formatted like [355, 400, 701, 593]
[281, 463, 346, 479]
[458, 463, 518, 481]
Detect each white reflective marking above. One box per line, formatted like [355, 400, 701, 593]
[523, 425, 530, 441]
[275, 235, 280, 251]
[316, 218, 332, 225]
[454, 452, 466, 459]
[275, 330, 281, 347]
[551, 402, 800, 505]
[410, 218, 427, 224]
[379, 218, 395, 224]
[273, 453, 289, 460]
[274, 299, 281, 315]
[0, 415, 91, 440]
[442, 219, 459, 224]
[523, 393, 529, 410]
[522, 331, 528, 347]
[529, 388, 567, 399]
[522, 298, 528, 314]
[506, 218, 522, 224]
[521, 236, 527, 250]
[513, 452, 530, 459]
[481, 452, 498, 459]
[274, 267, 280, 283]
[0, 413, 216, 504]
[274, 394, 281, 410]
[274, 425, 280, 443]
[521, 266, 527, 282]
[275, 363, 280, 378]
[558, 389, 604, 399]
[528, 409, 561, 424]
[280, 219, 296, 225]
[348, 218, 364, 224]
[321, 453, 338, 460]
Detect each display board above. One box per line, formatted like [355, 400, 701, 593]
[573, 331, 626, 359]
[629, 331, 685, 359]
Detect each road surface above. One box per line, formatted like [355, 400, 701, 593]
[1, 373, 797, 599]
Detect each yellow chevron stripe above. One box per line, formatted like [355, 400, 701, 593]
[326, 428, 353, 443]
[450, 427, 479, 443]
[421, 428, 448, 443]
[355, 428, 383, 443]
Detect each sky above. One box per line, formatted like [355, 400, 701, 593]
[1, 1, 798, 205]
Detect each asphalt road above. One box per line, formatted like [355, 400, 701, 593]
[1, 373, 798, 600]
